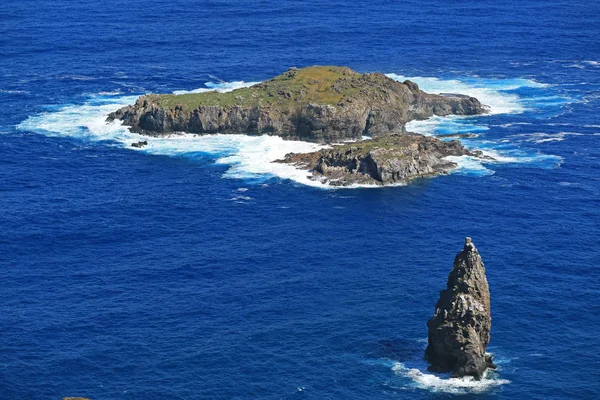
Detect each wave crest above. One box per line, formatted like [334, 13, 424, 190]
[172, 81, 260, 95]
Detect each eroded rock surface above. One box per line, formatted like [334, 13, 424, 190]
[425, 237, 496, 379]
[279, 133, 479, 186]
[107, 66, 487, 143]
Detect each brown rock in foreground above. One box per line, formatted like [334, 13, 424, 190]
[425, 237, 496, 379]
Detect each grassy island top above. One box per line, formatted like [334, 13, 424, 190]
[149, 66, 397, 109]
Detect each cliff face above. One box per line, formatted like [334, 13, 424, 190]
[279, 134, 476, 186]
[425, 237, 496, 379]
[107, 66, 487, 143]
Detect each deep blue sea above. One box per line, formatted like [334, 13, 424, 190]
[1, 0, 600, 398]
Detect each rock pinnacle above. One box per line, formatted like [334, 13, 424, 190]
[425, 237, 496, 379]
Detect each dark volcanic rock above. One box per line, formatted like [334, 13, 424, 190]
[107, 66, 487, 143]
[425, 237, 496, 379]
[278, 133, 479, 186]
[131, 140, 148, 148]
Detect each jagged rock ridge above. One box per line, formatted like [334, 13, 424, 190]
[279, 134, 480, 186]
[107, 66, 487, 143]
[425, 237, 496, 379]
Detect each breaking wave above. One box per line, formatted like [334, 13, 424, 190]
[172, 81, 260, 95]
[391, 362, 510, 394]
[386, 73, 549, 114]
[17, 94, 328, 188]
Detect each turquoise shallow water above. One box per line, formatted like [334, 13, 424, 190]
[1, 0, 600, 398]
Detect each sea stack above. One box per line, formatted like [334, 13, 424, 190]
[425, 237, 496, 379]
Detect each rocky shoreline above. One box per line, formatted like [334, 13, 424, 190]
[278, 134, 480, 186]
[107, 66, 489, 186]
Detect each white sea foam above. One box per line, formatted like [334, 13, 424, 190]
[17, 95, 332, 188]
[12, 91, 535, 187]
[509, 132, 585, 144]
[0, 89, 29, 94]
[583, 60, 600, 67]
[98, 90, 123, 95]
[17, 96, 139, 141]
[386, 74, 547, 114]
[493, 122, 533, 128]
[445, 155, 494, 176]
[229, 195, 253, 201]
[392, 362, 510, 394]
[482, 149, 563, 168]
[58, 75, 97, 81]
[406, 115, 488, 137]
[172, 81, 260, 95]
[213, 135, 327, 187]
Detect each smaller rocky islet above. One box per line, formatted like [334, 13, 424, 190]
[108, 66, 490, 186]
[278, 134, 481, 186]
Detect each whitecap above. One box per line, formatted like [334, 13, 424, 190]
[229, 195, 253, 201]
[97, 90, 123, 96]
[385, 74, 546, 114]
[0, 89, 29, 95]
[172, 80, 260, 95]
[16, 70, 570, 189]
[444, 155, 494, 176]
[479, 149, 563, 168]
[12, 93, 500, 187]
[508, 132, 584, 144]
[58, 75, 97, 81]
[406, 115, 488, 137]
[558, 182, 580, 187]
[16, 95, 332, 188]
[492, 122, 533, 128]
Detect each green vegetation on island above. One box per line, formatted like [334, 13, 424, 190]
[151, 66, 363, 108]
[108, 65, 486, 143]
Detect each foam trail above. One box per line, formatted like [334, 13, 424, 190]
[392, 362, 510, 394]
[172, 81, 260, 95]
[508, 131, 585, 144]
[406, 116, 488, 137]
[18, 96, 139, 141]
[386, 74, 545, 114]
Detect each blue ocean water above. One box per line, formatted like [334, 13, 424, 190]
[1, 0, 600, 398]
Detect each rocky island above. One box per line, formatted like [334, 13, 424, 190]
[108, 66, 489, 186]
[278, 134, 481, 186]
[426, 237, 496, 379]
